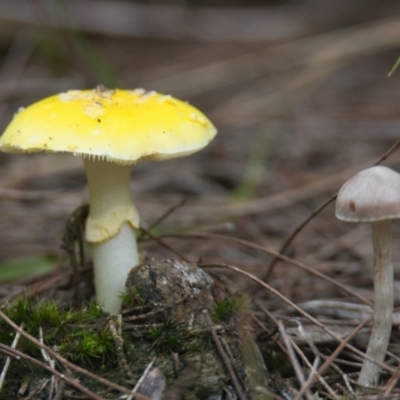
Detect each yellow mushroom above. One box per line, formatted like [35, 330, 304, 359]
[0, 87, 217, 314]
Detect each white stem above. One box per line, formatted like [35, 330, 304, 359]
[84, 159, 139, 242]
[358, 220, 393, 386]
[83, 159, 140, 314]
[92, 222, 139, 314]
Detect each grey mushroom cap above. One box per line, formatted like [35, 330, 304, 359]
[335, 166, 400, 223]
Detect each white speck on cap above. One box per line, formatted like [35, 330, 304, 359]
[84, 103, 104, 119]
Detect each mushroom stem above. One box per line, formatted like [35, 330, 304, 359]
[83, 159, 140, 314]
[358, 220, 394, 386]
[92, 222, 139, 314]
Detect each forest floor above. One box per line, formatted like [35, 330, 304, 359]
[1, 0, 400, 398]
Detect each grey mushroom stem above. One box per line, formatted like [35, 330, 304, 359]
[358, 220, 394, 386]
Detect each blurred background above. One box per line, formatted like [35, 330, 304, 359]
[1, 0, 400, 306]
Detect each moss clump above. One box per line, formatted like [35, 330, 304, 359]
[58, 327, 114, 365]
[213, 296, 250, 323]
[0, 298, 114, 368]
[119, 285, 143, 309]
[147, 322, 181, 353]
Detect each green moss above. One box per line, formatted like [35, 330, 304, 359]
[31, 299, 64, 329]
[148, 323, 180, 353]
[213, 296, 249, 323]
[164, 333, 179, 351]
[150, 326, 162, 341]
[263, 347, 293, 378]
[0, 298, 113, 370]
[58, 327, 114, 366]
[85, 301, 104, 319]
[5, 297, 32, 326]
[120, 286, 143, 309]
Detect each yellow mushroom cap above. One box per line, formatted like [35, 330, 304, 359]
[0, 88, 217, 163]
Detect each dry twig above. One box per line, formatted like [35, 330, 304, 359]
[108, 317, 135, 381]
[0, 323, 23, 391]
[289, 320, 338, 400]
[202, 309, 247, 400]
[277, 320, 314, 400]
[127, 359, 155, 400]
[200, 263, 394, 375]
[137, 197, 187, 241]
[139, 226, 190, 263]
[0, 343, 104, 400]
[173, 231, 372, 306]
